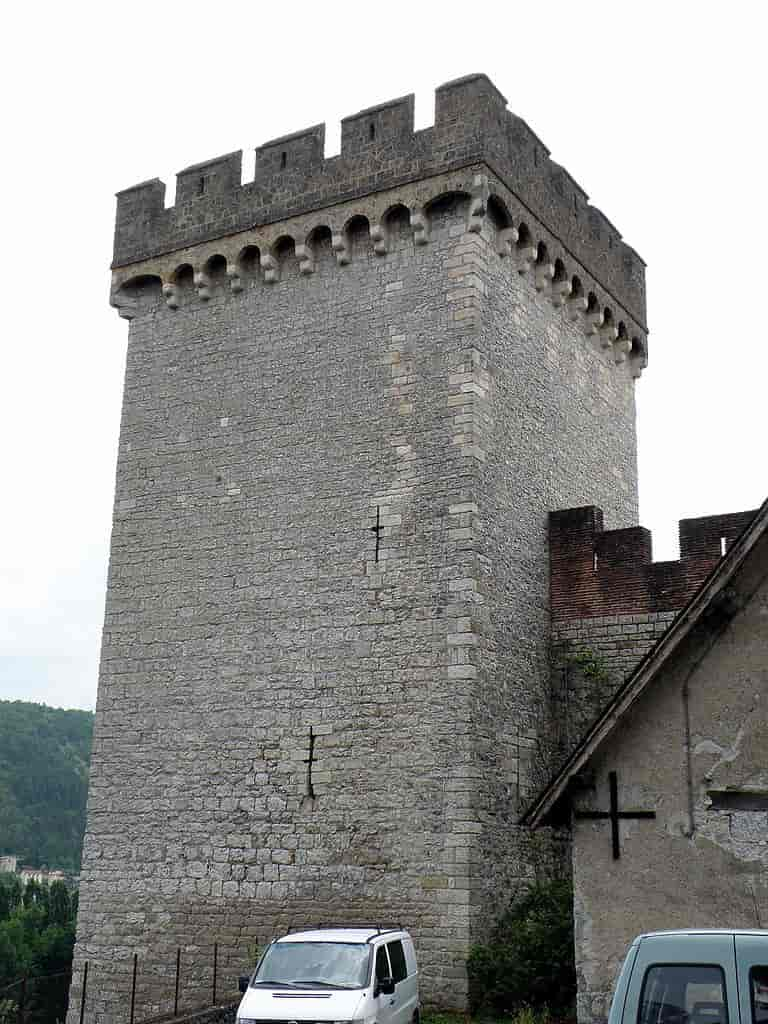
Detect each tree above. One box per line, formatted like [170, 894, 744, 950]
[0, 999, 17, 1024]
[0, 878, 78, 1024]
[0, 873, 22, 921]
[47, 883, 70, 928]
[0, 700, 93, 873]
[467, 878, 577, 1018]
[22, 879, 43, 911]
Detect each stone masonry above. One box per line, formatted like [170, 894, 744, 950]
[69, 75, 647, 1023]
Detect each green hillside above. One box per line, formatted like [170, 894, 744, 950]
[0, 700, 94, 872]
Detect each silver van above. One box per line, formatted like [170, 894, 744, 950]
[609, 930, 768, 1024]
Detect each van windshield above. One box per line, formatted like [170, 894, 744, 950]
[253, 942, 371, 989]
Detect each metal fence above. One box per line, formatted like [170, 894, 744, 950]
[0, 970, 72, 1024]
[0, 943, 235, 1024]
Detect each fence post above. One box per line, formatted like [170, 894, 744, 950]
[174, 948, 181, 1017]
[17, 977, 26, 1024]
[79, 962, 89, 1024]
[212, 943, 218, 1006]
[130, 953, 138, 1024]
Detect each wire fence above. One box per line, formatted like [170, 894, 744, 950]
[0, 943, 237, 1024]
[0, 970, 72, 1024]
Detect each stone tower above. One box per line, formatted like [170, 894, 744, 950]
[70, 74, 647, 1022]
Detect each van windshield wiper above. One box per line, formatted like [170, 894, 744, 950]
[251, 981, 302, 988]
[291, 981, 358, 990]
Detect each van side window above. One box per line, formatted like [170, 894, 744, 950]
[387, 940, 408, 982]
[375, 945, 391, 982]
[750, 966, 768, 1024]
[638, 965, 727, 1024]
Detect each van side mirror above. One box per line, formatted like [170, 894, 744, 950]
[238, 975, 250, 993]
[377, 976, 395, 996]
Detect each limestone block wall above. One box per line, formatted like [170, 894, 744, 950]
[551, 612, 676, 754]
[459, 209, 640, 931]
[112, 75, 647, 332]
[71, 75, 649, 1024]
[77, 199, 487, 1022]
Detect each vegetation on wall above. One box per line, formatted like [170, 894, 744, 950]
[564, 647, 610, 684]
[467, 879, 576, 1019]
[0, 700, 93, 872]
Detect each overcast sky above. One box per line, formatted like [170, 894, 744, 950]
[1, 2, 765, 712]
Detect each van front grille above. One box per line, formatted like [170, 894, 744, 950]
[239, 1019, 335, 1024]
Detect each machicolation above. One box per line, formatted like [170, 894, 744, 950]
[112, 74, 647, 374]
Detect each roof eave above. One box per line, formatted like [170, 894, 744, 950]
[522, 495, 768, 828]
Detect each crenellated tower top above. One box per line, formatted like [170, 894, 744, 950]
[113, 74, 647, 333]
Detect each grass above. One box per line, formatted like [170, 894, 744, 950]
[423, 1009, 563, 1024]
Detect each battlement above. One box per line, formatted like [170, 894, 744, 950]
[113, 74, 646, 325]
[550, 505, 759, 621]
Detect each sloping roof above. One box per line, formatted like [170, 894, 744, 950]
[522, 495, 768, 828]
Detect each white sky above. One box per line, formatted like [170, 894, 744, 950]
[1, 1, 765, 712]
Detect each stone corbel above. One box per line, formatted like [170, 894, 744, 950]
[370, 222, 388, 256]
[567, 294, 587, 323]
[110, 288, 139, 321]
[496, 226, 519, 258]
[161, 280, 179, 310]
[467, 175, 489, 233]
[227, 265, 244, 293]
[600, 323, 619, 349]
[332, 232, 350, 266]
[295, 244, 315, 276]
[194, 271, 211, 301]
[262, 253, 279, 284]
[584, 307, 604, 336]
[614, 337, 633, 364]
[629, 356, 645, 379]
[550, 278, 573, 308]
[534, 261, 555, 294]
[516, 244, 537, 275]
[410, 206, 429, 245]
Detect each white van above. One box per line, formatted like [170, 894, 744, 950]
[237, 927, 419, 1024]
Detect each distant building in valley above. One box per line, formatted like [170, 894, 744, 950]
[1, 853, 68, 886]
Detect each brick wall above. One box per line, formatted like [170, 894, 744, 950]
[550, 506, 757, 621]
[548, 505, 759, 759]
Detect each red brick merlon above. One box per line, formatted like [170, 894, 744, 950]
[549, 505, 759, 621]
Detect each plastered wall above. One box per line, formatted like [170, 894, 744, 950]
[572, 548, 768, 1024]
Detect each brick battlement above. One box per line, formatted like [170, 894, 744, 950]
[114, 74, 646, 325]
[550, 505, 759, 621]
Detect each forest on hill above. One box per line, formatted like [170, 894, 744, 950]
[0, 701, 93, 872]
